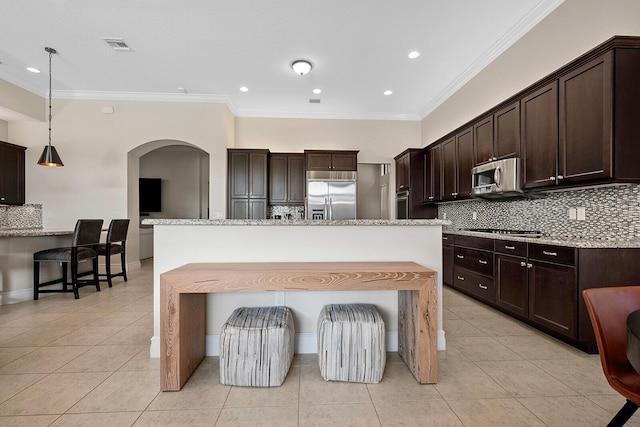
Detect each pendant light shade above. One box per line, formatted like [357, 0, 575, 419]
[37, 46, 64, 167]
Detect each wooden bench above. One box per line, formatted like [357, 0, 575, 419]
[159, 261, 437, 391]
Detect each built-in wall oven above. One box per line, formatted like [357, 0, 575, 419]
[396, 190, 409, 219]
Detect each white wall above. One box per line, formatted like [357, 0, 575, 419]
[420, 0, 640, 145]
[0, 120, 7, 140]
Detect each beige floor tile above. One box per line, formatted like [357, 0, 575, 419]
[0, 414, 60, 426]
[0, 346, 91, 374]
[435, 359, 511, 401]
[530, 357, 615, 396]
[47, 311, 109, 327]
[495, 334, 588, 360]
[442, 319, 486, 337]
[0, 327, 78, 347]
[0, 373, 46, 403]
[1, 313, 67, 328]
[57, 344, 144, 373]
[442, 308, 462, 320]
[299, 365, 372, 405]
[49, 326, 124, 346]
[447, 398, 545, 426]
[224, 366, 300, 407]
[443, 288, 480, 307]
[69, 370, 159, 413]
[134, 409, 220, 426]
[50, 411, 141, 426]
[118, 347, 160, 372]
[471, 317, 537, 336]
[0, 347, 38, 368]
[292, 353, 318, 367]
[518, 395, 614, 426]
[131, 312, 154, 327]
[375, 399, 463, 426]
[0, 328, 31, 344]
[148, 358, 230, 410]
[89, 311, 147, 326]
[437, 345, 470, 362]
[585, 394, 640, 427]
[299, 402, 381, 426]
[446, 336, 523, 361]
[476, 360, 577, 397]
[215, 405, 298, 427]
[0, 372, 110, 415]
[447, 304, 507, 320]
[385, 351, 406, 364]
[99, 325, 152, 346]
[367, 363, 441, 403]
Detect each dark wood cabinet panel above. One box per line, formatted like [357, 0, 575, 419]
[441, 137, 456, 201]
[522, 82, 558, 189]
[393, 148, 436, 218]
[455, 128, 474, 198]
[395, 152, 410, 192]
[228, 149, 268, 219]
[494, 101, 520, 160]
[559, 52, 612, 184]
[453, 266, 495, 304]
[454, 247, 493, 277]
[305, 150, 357, 171]
[495, 254, 528, 318]
[425, 145, 442, 202]
[269, 153, 304, 204]
[0, 141, 26, 205]
[473, 116, 494, 165]
[442, 236, 454, 286]
[528, 261, 577, 339]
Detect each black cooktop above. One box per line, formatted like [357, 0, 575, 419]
[462, 228, 542, 237]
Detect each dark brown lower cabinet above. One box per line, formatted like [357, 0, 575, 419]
[495, 254, 529, 318]
[442, 235, 454, 286]
[528, 260, 577, 339]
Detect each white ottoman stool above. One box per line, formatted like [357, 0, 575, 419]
[317, 303, 386, 383]
[219, 306, 294, 387]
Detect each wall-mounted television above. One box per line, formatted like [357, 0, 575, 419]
[139, 178, 162, 213]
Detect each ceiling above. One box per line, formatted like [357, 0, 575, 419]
[0, 0, 563, 121]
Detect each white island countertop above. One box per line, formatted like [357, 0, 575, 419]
[142, 218, 449, 226]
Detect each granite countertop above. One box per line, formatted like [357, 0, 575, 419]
[443, 228, 640, 249]
[0, 228, 74, 238]
[142, 218, 450, 226]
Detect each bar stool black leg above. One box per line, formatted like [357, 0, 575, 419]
[71, 258, 80, 299]
[33, 261, 40, 300]
[121, 250, 127, 282]
[105, 253, 113, 288]
[93, 257, 101, 292]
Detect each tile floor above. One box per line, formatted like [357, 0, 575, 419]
[0, 260, 638, 426]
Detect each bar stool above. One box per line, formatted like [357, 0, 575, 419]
[96, 219, 130, 287]
[33, 219, 103, 300]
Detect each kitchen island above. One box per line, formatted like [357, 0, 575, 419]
[144, 219, 448, 362]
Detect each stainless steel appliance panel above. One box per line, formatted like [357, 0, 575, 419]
[328, 181, 356, 220]
[305, 171, 357, 220]
[396, 190, 409, 219]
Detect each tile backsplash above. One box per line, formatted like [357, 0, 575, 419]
[438, 184, 640, 240]
[269, 205, 305, 220]
[0, 204, 43, 229]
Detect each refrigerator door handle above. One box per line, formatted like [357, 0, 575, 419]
[328, 198, 333, 220]
[324, 198, 328, 220]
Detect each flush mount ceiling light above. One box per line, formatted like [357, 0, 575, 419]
[290, 59, 313, 76]
[408, 51, 420, 59]
[384, 90, 393, 96]
[37, 47, 63, 167]
[239, 86, 249, 92]
[313, 88, 322, 94]
[26, 66, 40, 73]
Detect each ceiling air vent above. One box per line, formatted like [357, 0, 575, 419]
[101, 38, 132, 52]
[309, 99, 321, 104]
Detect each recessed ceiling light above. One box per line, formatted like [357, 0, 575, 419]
[26, 67, 40, 73]
[313, 88, 322, 94]
[240, 86, 249, 92]
[384, 90, 393, 96]
[408, 51, 420, 59]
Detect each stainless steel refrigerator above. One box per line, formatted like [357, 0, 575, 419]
[306, 171, 357, 220]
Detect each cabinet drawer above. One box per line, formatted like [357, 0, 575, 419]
[455, 235, 494, 251]
[454, 247, 494, 277]
[494, 239, 527, 257]
[442, 234, 454, 246]
[454, 267, 495, 303]
[528, 243, 576, 265]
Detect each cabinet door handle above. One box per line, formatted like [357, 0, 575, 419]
[520, 261, 527, 267]
[456, 255, 464, 259]
[542, 251, 557, 256]
[557, 175, 564, 180]
[457, 276, 465, 281]
[429, 196, 434, 200]
[0, 197, 4, 201]
[505, 245, 516, 250]
[478, 260, 488, 265]
[527, 263, 533, 268]
[478, 284, 488, 290]
[549, 176, 556, 181]
[442, 236, 448, 240]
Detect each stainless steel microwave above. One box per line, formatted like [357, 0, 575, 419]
[471, 158, 523, 199]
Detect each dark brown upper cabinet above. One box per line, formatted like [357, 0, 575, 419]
[424, 145, 442, 203]
[305, 150, 358, 171]
[228, 149, 269, 219]
[441, 136, 456, 201]
[393, 148, 436, 218]
[522, 82, 559, 189]
[0, 141, 26, 205]
[473, 116, 494, 166]
[269, 153, 305, 205]
[395, 151, 410, 192]
[493, 101, 521, 161]
[439, 127, 473, 201]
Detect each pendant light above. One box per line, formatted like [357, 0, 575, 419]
[37, 47, 64, 167]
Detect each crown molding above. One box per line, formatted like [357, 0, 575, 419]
[418, 0, 564, 119]
[235, 108, 420, 121]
